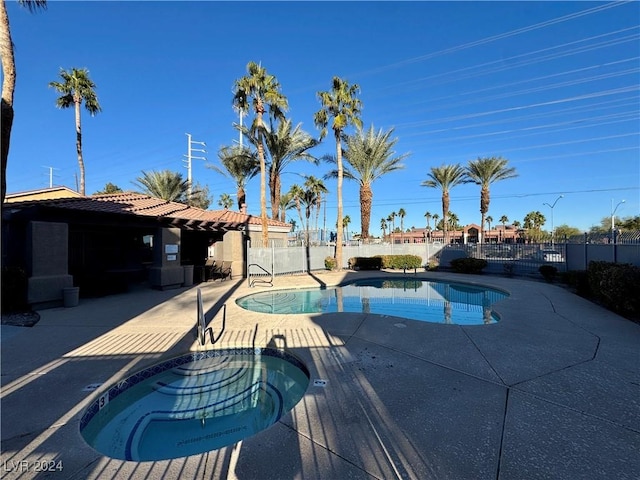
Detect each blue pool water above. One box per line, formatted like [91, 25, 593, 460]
[237, 278, 508, 325]
[80, 348, 309, 461]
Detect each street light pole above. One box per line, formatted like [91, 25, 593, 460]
[611, 199, 626, 235]
[543, 195, 563, 245]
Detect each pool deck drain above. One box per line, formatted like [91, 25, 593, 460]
[1, 270, 639, 480]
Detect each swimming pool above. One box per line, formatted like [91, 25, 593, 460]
[80, 348, 309, 461]
[237, 278, 508, 325]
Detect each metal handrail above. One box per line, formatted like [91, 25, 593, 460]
[196, 288, 226, 346]
[247, 263, 274, 288]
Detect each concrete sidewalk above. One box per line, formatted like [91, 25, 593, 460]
[1, 271, 639, 479]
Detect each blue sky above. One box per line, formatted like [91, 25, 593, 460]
[5, 1, 639, 234]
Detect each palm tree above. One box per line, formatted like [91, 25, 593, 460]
[499, 215, 509, 242]
[218, 193, 234, 209]
[424, 211, 432, 230]
[433, 214, 440, 229]
[233, 61, 288, 247]
[209, 145, 259, 210]
[524, 211, 546, 242]
[421, 164, 470, 243]
[448, 211, 460, 231]
[289, 181, 322, 246]
[49, 67, 102, 196]
[1, 0, 47, 203]
[398, 208, 406, 244]
[342, 214, 351, 243]
[380, 218, 387, 240]
[279, 190, 296, 223]
[261, 118, 319, 220]
[304, 175, 328, 240]
[466, 156, 518, 243]
[486, 215, 493, 232]
[134, 170, 189, 202]
[314, 76, 362, 270]
[326, 125, 407, 241]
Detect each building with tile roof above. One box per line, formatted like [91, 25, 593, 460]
[2, 191, 290, 308]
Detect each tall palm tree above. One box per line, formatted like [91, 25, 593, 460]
[380, 218, 387, 240]
[499, 214, 509, 242]
[326, 125, 407, 241]
[421, 164, 470, 243]
[279, 190, 296, 223]
[0, 0, 47, 203]
[209, 145, 259, 210]
[424, 211, 432, 230]
[342, 214, 351, 242]
[398, 208, 406, 244]
[486, 215, 493, 232]
[466, 156, 518, 243]
[304, 175, 328, 239]
[448, 211, 460, 231]
[314, 76, 362, 270]
[261, 118, 319, 220]
[233, 61, 288, 246]
[433, 214, 440, 230]
[134, 170, 189, 202]
[49, 67, 102, 196]
[289, 182, 322, 246]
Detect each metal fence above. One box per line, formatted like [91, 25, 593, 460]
[248, 232, 640, 280]
[247, 242, 445, 278]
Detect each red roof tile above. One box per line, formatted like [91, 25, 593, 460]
[7, 192, 289, 230]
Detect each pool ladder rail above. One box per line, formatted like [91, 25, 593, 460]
[247, 263, 274, 288]
[196, 288, 226, 347]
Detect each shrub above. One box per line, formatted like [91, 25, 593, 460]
[587, 261, 640, 317]
[1, 266, 28, 313]
[324, 256, 337, 271]
[450, 257, 487, 274]
[503, 262, 515, 277]
[539, 264, 558, 283]
[375, 254, 422, 270]
[560, 270, 590, 296]
[348, 256, 382, 270]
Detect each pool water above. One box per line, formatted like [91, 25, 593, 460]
[237, 278, 508, 325]
[80, 348, 309, 461]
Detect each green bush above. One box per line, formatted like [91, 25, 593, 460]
[539, 264, 558, 283]
[324, 256, 337, 270]
[373, 254, 422, 270]
[560, 270, 590, 296]
[1, 266, 28, 313]
[450, 257, 487, 274]
[348, 256, 382, 270]
[587, 261, 640, 317]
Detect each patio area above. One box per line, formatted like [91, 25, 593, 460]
[1, 270, 639, 479]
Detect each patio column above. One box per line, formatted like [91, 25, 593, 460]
[26, 221, 73, 308]
[149, 227, 184, 289]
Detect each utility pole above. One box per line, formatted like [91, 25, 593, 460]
[183, 133, 206, 202]
[42, 166, 59, 188]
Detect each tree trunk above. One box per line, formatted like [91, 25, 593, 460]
[269, 167, 279, 220]
[0, 0, 16, 203]
[256, 102, 268, 247]
[442, 191, 449, 243]
[335, 132, 343, 270]
[237, 186, 246, 210]
[75, 98, 85, 195]
[360, 183, 372, 240]
[480, 186, 489, 243]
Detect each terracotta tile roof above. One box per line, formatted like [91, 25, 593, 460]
[6, 191, 289, 230]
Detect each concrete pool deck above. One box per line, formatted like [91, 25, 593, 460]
[1, 270, 639, 479]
